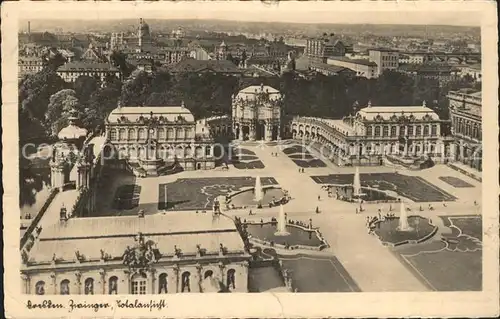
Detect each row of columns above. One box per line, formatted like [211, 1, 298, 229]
[113, 144, 214, 160]
[109, 126, 195, 142]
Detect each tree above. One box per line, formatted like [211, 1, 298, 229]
[19, 69, 67, 122]
[46, 89, 80, 136]
[82, 86, 121, 130]
[120, 70, 152, 106]
[74, 75, 100, 105]
[42, 48, 67, 71]
[110, 50, 134, 78]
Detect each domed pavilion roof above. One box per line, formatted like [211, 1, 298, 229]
[58, 111, 87, 141]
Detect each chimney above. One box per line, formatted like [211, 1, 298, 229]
[28, 21, 31, 36]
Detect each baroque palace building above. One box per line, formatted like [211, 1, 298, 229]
[21, 212, 251, 294]
[104, 103, 216, 176]
[232, 84, 283, 141]
[447, 89, 482, 171]
[291, 102, 447, 166]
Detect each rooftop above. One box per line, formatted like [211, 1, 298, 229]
[28, 212, 245, 263]
[57, 62, 119, 72]
[236, 85, 281, 101]
[168, 58, 241, 74]
[357, 105, 440, 121]
[107, 105, 195, 123]
[58, 124, 88, 141]
[327, 56, 377, 67]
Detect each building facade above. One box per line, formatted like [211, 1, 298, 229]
[368, 48, 400, 76]
[327, 57, 378, 78]
[232, 85, 282, 141]
[306, 34, 346, 60]
[57, 62, 120, 83]
[291, 103, 447, 166]
[105, 105, 216, 175]
[18, 57, 45, 78]
[447, 89, 482, 171]
[21, 213, 251, 294]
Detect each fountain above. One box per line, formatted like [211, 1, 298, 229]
[274, 204, 290, 236]
[254, 176, 263, 202]
[352, 167, 363, 198]
[397, 201, 413, 231]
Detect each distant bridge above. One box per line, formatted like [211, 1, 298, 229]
[400, 51, 481, 63]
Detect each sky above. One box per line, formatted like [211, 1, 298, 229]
[13, 1, 485, 27]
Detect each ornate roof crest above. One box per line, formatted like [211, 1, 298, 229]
[122, 232, 161, 273]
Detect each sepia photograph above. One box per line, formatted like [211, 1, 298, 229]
[2, 1, 498, 318]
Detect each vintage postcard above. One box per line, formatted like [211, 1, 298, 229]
[2, 0, 499, 318]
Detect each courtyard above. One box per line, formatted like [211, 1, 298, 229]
[394, 215, 482, 291]
[87, 142, 481, 293]
[311, 172, 457, 202]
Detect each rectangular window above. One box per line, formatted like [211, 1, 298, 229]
[132, 280, 147, 295]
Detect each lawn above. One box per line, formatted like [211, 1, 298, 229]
[280, 254, 361, 292]
[158, 176, 279, 210]
[438, 176, 474, 188]
[283, 145, 327, 168]
[230, 147, 266, 170]
[311, 172, 456, 202]
[248, 251, 360, 292]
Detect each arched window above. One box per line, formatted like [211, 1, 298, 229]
[131, 273, 147, 295]
[84, 278, 94, 295]
[431, 125, 438, 136]
[109, 276, 118, 294]
[167, 128, 174, 140]
[195, 147, 203, 158]
[204, 270, 214, 279]
[176, 128, 184, 139]
[399, 126, 406, 136]
[382, 126, 389, 137]
[390, 126, 396, 137]
[181, 272, 191, 292]
[109, 129, 117, 141]
[60, 279, 70, 295]
[118, 129, 127, 140]
[138, 128, 146, 140]
[407, 126, 414, 136]
[423, 125, 429, 136]
[416, 126, 422, 136]
[366, 126, 372, 136]
[158, 128, 166, 140]
[129, 129, 137, 140]
[158, 273, 168, 294]
[374, 126, 381, 137]
[226, 269, 236, 289]
[176, 146, 184, 158]
[35, 281, 45, 295]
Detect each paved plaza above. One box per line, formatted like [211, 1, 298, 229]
[89, 140, 482, 292]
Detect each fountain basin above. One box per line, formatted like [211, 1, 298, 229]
[328, 185, 397, 203]
[372, 216, 437, 247]
[245, 222, 328, 251]
[228, 187, 289, 208]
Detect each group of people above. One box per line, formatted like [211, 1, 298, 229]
[298, 168, 306, 173]
[271, 152, 279, 157]
[288, 219, 313, 229]
[419, 204, 434, 211]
